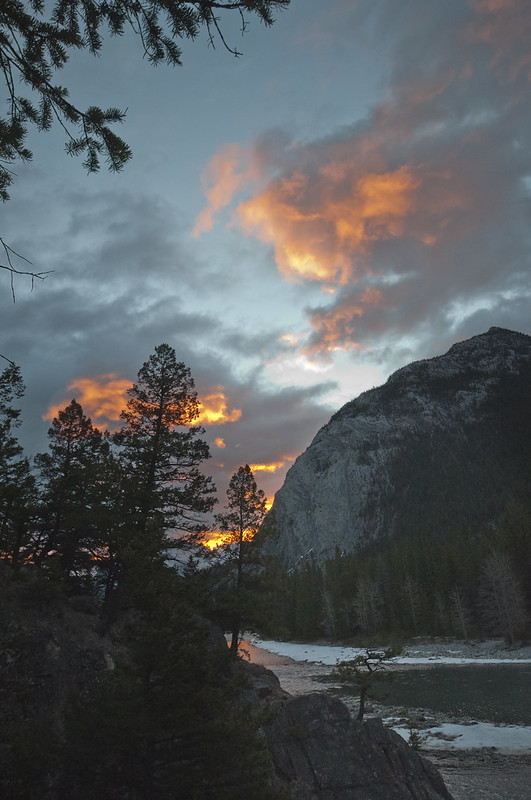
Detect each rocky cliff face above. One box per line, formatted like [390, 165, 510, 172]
[267, 328, 531, 567]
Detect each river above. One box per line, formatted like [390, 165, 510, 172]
[370, 663, 531, 724]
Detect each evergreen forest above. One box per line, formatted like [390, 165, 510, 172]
[0, 348, 286, 799]
[1, 344, 530, 797]
[258, 506, 531, 647]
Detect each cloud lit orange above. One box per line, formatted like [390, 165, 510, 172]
[249, 460, 293, 473]
[196, 387, 242, 426]
[45, 377, 241, 431]
[43, 374, 130, 428]
[191, 0, 530, 364]
[236, 164, 421, 286]
[192, 142, 255, 236]
[304, 288, 383, 358]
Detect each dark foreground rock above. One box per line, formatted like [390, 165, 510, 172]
[0, 564, 454, 800]
[256, 676, 454, 799]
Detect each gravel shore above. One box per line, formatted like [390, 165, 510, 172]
[242, 638, 531, 800]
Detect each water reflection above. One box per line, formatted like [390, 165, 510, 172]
[370, 664, 531, 724]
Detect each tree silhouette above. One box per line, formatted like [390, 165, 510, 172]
[33, 398, 113, 583]
[480, 549, 528, 645]
[114, 344, 216, 553]
[215, 464, 267, 651]
[0, 363, 35, 565]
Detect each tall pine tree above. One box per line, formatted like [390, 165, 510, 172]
[114, 344, 216, 558]
[215, 464, 267, 651]
[34, 399, 112, 583]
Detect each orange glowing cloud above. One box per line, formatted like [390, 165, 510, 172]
[236, 164, 421, 286]
[196, 387, 242, 426]
[202, 534, 230, 550]
[202, 528, 260, 550]
[45, 377, 241, 432]
[213, 437, 226, 449]
[192, 142, 257, 236]
[248, 460, 293, 473]
[43, 374, 130, 428]
[304, 288, 383, 357]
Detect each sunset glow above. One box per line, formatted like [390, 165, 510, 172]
[202, 525, 264, 550]
[202, 534, 231, 550]
[44, 378, 242, 431]
[249, 461, 290, 473]
[7, 0, 531, 560]
[43, 374, 130, 428]
[304, 287, 383, 358]
[196, 388, 242, 426]
[192, 142, 257, 235]
[200, 159, 425, 290]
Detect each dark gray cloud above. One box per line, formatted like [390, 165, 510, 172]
[201, 0, 531, 372]
[1, 179, 334, 505]
[4, 0, 531, 511]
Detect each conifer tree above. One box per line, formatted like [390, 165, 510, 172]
[0, 363, 35, 565]
[61, 561, 283, 799]
[114, 344, 216, 554]
[214, 464, 267, 651]
[34, 398, 112, 582]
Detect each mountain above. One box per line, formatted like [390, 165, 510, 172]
[266, 328, 531, 567]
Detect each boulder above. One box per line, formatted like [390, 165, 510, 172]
[264, 692, 454, 800]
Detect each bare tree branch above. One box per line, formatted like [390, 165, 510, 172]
[1, 237, 53, 301]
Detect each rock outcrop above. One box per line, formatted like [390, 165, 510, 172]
[266, 327, 531, 566]
[242, 663, 454, 799]
[265, 691, 453, 800]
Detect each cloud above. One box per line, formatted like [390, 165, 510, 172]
[249, 460, 294, 474]
[203, 379, 334, 504]
[43, 373, 242, 431]
[195, 0, 531, 361]
[32, 357, 332, 505]
[192, 143, 253, 236]
[196, 387, 242, 426]
[465, 0, 531, 81]
[236, 165, 423, 286]
[43, 374, 131, 428]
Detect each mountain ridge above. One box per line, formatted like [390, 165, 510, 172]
[266, 327, 531, 567]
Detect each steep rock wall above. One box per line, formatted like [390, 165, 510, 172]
[267, 328, 531, 566]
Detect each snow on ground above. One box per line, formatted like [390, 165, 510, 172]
[248, 636, 531, 667]
[249, 637, 357, 665]
[391, 722, 531, 754]
[248, 635, 531, 753]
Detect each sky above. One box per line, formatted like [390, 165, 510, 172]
[1, 0, 531, 509]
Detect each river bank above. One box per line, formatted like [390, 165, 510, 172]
[242, 637, 531, 800]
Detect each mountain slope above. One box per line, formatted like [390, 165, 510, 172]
[267, 328, 531, 567]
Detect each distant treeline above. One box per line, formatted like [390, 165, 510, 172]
[259, 502, 531, 646]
